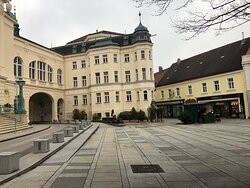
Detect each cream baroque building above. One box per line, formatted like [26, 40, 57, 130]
[0, 1, 155, 122]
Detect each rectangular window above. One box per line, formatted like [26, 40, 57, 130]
[103, 54, 108, 63]
[83, 95, 87, 105]
[74, 96, 78, 106]
[95, 73, 100, 84]
[142, 68, 146, 80]
[72, 62, 77, 69]
[73, 77, 78, 87]
[124, 54, 130, 63]
[29, 61, 35, 80]
[149, 51, 152, 60]
[38, 61, 46, 81]
[135, 52, 137, 61]
[143, 90, 148, 100]
[176, 88, 180, 97]
[96, 93, 101, 103]
[94, 56, 100, 64]
[141, 50, 145, 59]
[104, 92, 110, 103]
[114, 71, 118, 83]
[113, 54, 118, 63]
[126, 91, 132, 102]
[168, 89, 172, 98]
[188, 85, 193, 95]
[81, 60, 86, 68]
[82, 76, 87, 87]
[137, 91, 140, 101]
[104, 72, 109, 83]
[228, 78, 234, 89]
[202, 83, 207, 93]
[125, 71, 131, 82]
[161, 90, 164, 98]
[214, 80, 220, 91]
[135, 69, 139, 81]
[115, 91, 120, 102]
[150, 68, 153, 80]
[48, 65, 53, 83]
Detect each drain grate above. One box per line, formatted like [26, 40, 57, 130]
[131, 164, 164, 173]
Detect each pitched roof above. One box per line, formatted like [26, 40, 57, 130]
[154, 68, 168, 86]
[157, 38, 250, 87]
[67, 30, 124, 45]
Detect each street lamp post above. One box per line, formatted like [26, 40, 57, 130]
[16, 78, 26, 114]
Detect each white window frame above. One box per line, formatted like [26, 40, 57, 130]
[228, 78, 235, 90]
[103, 54, 108, 63]
[72, 61, 77, 69]
[83, 95, 87, 105]
[48, 65, 53, 83]
[104, 71, 109, 83]
[94, 56, 100, 64]
[161, 90, 164, 98]
[142, 68, 146, 80]
[201, 83, 208, 93]
[141, 50, 145, 59]
[125, 71, 131, 82]
[14, 57, 22, 78]
[176, 88, 180, 97]
[95, 72, 100, 84]
[115, 91, 120, 102]
[96, 93, 101, 103]
[57, 69, 62, 84]
[214, 80, 220, 91]
[29, 61, 36, 80]
[113, 54, 118, 63]
[124, 54, 130, 63]
[82, 76, 87, 87]
[104, 92, 110, 103]
[81, 60, 86, 68]
[126, 91, 132, 102]
[73, 96, 78, 106]
[73, 77, 78, 87]
[135, 69, 139, 81]
[37, 61, 46, 81]
[114, 71, 118, 83]
[143, 90, 148, 100]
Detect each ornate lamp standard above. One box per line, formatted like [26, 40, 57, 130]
[16, 78, 26, 114]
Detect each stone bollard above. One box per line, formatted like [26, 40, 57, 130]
[64, 127, 73, 137]
[33, 139, 50, 154]
[72, 126, 79, 133]
[52, 132, 64, 143]
[0, 152, 19, 174]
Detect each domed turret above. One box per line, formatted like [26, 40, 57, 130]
[132, 12, 151, 43]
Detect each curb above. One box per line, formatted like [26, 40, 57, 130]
[0, 126, 51, 143]
[0, 124, 99, 185]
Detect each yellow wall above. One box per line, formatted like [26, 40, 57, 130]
[156, 70, 249, 118]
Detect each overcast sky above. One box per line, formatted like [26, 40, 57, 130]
[11, 0, 250, 72]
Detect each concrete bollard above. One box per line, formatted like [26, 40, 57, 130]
[64, 127, 73, 137]
[0, 152, 19, 174]
[72, 126, 79, 133]
[52, 132, 64, 143]
[33, 139, 50, 154]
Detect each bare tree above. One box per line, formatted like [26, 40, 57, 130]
[134, 0, 250, 39]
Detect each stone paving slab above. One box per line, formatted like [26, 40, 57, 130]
[3, 120, 250, 187]
[0, 123, 98, 186]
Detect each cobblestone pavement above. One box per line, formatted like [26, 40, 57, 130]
[3, 120, 250, 188]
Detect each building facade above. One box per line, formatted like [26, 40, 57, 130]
[155, 38, 250, 119]
[0, 0, 154, 122]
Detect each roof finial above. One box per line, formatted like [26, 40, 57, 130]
[139, 12, 142, 23]
[14, 5, 16, 17]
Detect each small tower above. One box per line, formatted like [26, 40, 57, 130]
[133, 12, 151, 43]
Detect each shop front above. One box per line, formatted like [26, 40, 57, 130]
[197, 93, 245, 119]
[156, 99, 184, 118]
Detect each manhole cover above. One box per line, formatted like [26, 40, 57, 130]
[131, 164, 164, 173]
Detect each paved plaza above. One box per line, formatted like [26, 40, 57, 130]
[2, 119, 250, 188]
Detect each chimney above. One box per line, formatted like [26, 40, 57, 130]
[158, 66, 163, 72]
[177, 58, 181, 65]
[241, 32, 246, 45]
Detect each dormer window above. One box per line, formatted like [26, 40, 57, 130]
[81, 43, 86, 52]
[72, 45, 77, 53]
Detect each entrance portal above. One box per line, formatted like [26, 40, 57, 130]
[29, 93, 53, 123]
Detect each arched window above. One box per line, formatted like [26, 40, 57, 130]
[143, 90, 148, 100]
[57, 69, 62, 84]
[48, 65, 53, 83]
[29, 61, 36, 80]
[14, 56, 22, 77]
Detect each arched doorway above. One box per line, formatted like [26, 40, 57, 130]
[29, 93, 53, 123]
[57, 98, 64, 121]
